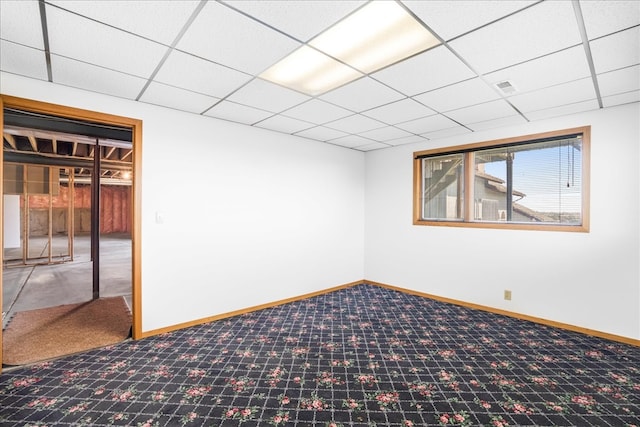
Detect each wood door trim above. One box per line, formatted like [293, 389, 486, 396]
[0, 95, 143, 374]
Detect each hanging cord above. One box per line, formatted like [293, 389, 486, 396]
[567, 143, 570, 188]
[572, 143, 575, 187]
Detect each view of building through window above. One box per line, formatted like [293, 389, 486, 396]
[475, 138, 582, 223]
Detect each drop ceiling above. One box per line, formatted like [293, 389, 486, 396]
[1, 0, 638, 152]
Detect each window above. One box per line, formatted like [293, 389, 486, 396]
[413, 127, 590, 232]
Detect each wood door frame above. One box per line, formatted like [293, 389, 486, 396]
[0, 95, 142, 373]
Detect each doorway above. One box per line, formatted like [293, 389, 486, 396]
[0, 96, 142, 371]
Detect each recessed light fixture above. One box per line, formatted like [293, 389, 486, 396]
[260, 1, 440, 96]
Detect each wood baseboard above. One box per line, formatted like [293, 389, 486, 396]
[138, 281, 362, 339]
[364, 280, 640, 347]
[138, 279, 638, 347]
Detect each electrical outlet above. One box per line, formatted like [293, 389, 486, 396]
[504, 290, 512, 301]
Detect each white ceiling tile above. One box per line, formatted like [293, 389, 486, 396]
[51, 55, 147, 99]
[421, 125, 472, 140]
[255, 115, 314, 134]
[484, 46, 591, 96]
[2, 0, 634, 155]
[445, 99, 518, 124]
[358, 126, 413, 143]
[139, 82, 219, 114]
[283, 100, 352, 124]
[449, 1, 582, 74]
[590, 27, 640, 74]
[580, 0, 640, 40]
[354, 142, 390, 151]
[222, 0, 364, 42]
[203, 100, 273, 125]
[154, 50, 252, 99]
[524, 99, 599, 121]
[176, 1, 300, 75]
[319, 77, 404, 112]
[328, 135, 374, 149]
[372, 46, 475, 96]
[395, 114, 461, 134]
[325, 114, 386, 134]
[46, 5, 167, 77]
[598, 65, 640, 97]
[404, 0, 536, 41]
[386, 135, 428, 146]
[294, 126, 348, 142]
[0, 0, 44, 49]
[362, 98, 435, 124]
[465, 115, 528, 132]
[602, 90, 640, 107]
[0, 41, 48, 81]
[48, 0, 200, 45]
[508, 78, 597, 113]
[413, 78, 499, 113]
[227, 79, 310, 113]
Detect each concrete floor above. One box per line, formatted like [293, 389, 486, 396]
[2, 234, 132, 330]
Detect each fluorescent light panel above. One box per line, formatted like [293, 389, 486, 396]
[260, 1, 440, 96]
[260, 46, 362, 96]
[310, 1, 439, 74]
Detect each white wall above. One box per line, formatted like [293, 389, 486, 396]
[365, 103, 640, 340]
[3, 195, 20, 248]
[1, 73, 365, 332]
[3, 72, 638, 340]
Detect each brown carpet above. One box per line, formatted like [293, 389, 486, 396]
[2, 297, 131, 366]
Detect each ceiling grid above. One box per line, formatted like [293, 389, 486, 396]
[0, 0, 637, 152]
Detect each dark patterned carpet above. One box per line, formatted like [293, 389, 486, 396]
[1, 284, 639, 426]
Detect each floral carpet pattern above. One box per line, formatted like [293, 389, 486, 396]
[1, 284, 639, 426]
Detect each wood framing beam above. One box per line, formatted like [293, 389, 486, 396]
[105, 146, 116, 159]
[4, 133, 17, 149]
[28, 135, 38, 152]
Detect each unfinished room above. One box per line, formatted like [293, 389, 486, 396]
[1, 0, 639, 426]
